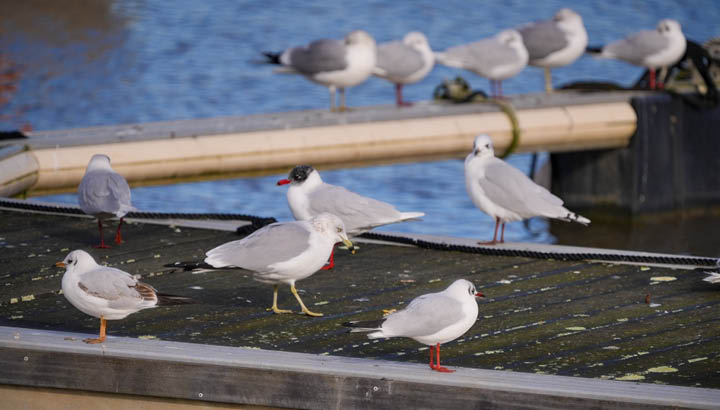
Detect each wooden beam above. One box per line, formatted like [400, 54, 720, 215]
[1, 326, 717, 409]
[0, 92, 638, 196]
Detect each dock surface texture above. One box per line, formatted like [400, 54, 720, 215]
[2, 206, 720, 409]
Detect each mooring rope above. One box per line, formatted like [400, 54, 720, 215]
[1, 198, 716, 267]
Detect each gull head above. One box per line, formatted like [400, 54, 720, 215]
[277, 164, 316, 186]
[657, 19, 682, 36]
[496, 29, 526, 52]
[56, 249, 98, 273]
[552, 8, 585, 33]
[471, 134, 495, 159]
[553, 8, 581, 23]
[86, 154, 113, 172]
[403, 31, 430, 49]
[312, 213, 353, 249]
[446, 279, 485, 300]
[345, 30, 376, 47]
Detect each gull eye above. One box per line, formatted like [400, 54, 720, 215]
[485, 143, 490, 148]
[336, 227, 343, 233]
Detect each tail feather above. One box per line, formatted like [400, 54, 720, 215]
[342, 319, 385, 331]
[262, 51, 282, 65]
[563, 212, 590, 226]
[156, 293, 195, 306]
[399, 211, 425, 222]
[163, 261, 216, 271]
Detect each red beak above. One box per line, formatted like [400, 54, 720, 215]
[475, 292, 485, 298]
[277, 179, 291, 186]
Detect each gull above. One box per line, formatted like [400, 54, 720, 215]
[203, 213, 353, 317]
[464, 135, 590, 244]
[78, 154, 135, 248]
[262, 30, 376, 112]
[517, 8, 588, 93]
[435, 29, 528, 98]
[344, 279, 484, 373]
[57, 250, 193, 344]
[277, 165, 424, 268]
[596, 19, 686, 90]
[373, 31, 435, 106]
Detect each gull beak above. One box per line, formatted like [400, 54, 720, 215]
[342, 238, 355, 254]
[475, 292, 485, 298]
[55, 261, 66, 268]
[276, 179, 291, 186]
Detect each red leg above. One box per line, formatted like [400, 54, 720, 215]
[94, 220, 110, 249]
[321, 246, 336, 270]
[395, 84, 411, 106]
[478, 217, 500, 245]
[429, 344, 436, 370]
[433, 343, 454, 373]
[500, 222, 506, 243]
[114, 217, 124, 244]
[649, 69, 656, 90]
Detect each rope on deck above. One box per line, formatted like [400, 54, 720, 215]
[0, 198, 277, 234]
[358, 232, 720, 268]
[2, 198, 717, 267]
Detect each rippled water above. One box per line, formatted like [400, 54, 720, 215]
[6, 0, 720, 254]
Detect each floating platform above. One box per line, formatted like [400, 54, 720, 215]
[1, 202, 719, 409]
[0, 91, 638, 196]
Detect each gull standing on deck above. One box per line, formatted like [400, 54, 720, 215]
[277, 165, 424, 268]
[464, 135, 590, 244]
[435, 29, 528, 98]
[344, 279, 484, 373]
[517, 8, 588, 93]
[262, 30, 376, 112]
[57, 250, 193, 344]
[78, 154, 135, 248]
[200, 213, 353, 317]
[373, 31, 435, 106]
[596, 19, 686, 90]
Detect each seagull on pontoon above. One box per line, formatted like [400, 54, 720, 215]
[594, 19, 687, 90]
[57, 250, 193, 344]
[183, 213, 353, 317]
[374, 31, 435, 106]
[277, 165, 425, 268]
[344, 279, 484, 373]
[78, 154, 135, 248]
[262, 30, 377, 112]
[435, 29, 528, 98]
[517, 8, 588, 93]
[464, 135, 590, 244]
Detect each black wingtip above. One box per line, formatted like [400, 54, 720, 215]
[156, 293, 196, 306]
[585, 45, 602, 54]
[262, 51, 282, 64]
[163, 261, 215, 271]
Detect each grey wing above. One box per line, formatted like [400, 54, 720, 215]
[78, 171, 131, 216]
[376, 41, 424, 78]
[479, 160, 563, 216]
[205, 221, 311, 271]
[307, 184, 401, 234]
[77, 267, 142, 307]
[384, 294, 465, 338]
[284, 39, 348, 74]
[605, 30, 669, 62]
[444, 39, 520, 71]
[519, 21, 569, 60]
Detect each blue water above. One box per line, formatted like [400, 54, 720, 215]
[6, 0, 720, 247]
